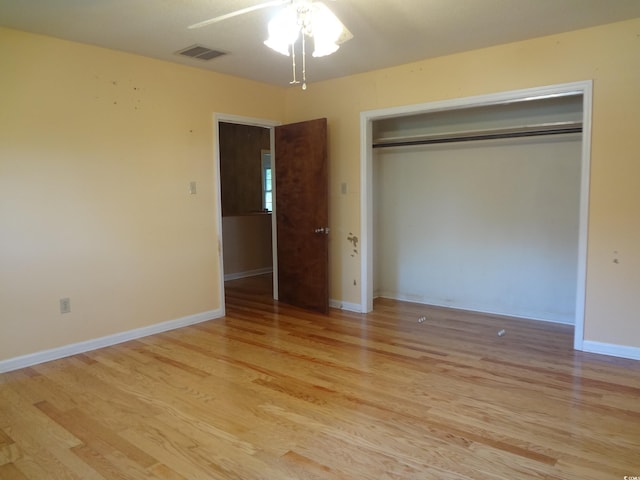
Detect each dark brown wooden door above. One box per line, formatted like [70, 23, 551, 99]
[275, 118, 329, 314]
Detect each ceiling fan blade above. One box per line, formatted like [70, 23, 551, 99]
[188, 0, 290, 29]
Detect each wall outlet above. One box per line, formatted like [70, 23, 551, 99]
[60, 297, 71, 314]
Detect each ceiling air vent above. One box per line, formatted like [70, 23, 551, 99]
[175, 45, 226, 61]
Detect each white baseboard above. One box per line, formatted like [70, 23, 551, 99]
[0, 308, 224, 373]
[375, 291, 574, 325]
[581, 341, 640, 361]
[224, 267, 273, 282]
[329, 299, 364, 313]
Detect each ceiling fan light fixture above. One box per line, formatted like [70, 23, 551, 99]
[263, 0, 352, 88]
[311, 2, 343, 57]
[188, 0, 352, 88]
[312, 37, 339, 58]
[264, 6, 300, 56]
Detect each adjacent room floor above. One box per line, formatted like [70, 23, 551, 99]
[1, 274, 638, 479]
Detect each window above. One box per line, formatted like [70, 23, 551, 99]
[261, 150, 272, 212]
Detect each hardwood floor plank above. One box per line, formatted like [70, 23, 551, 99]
[1, 275, 639, 478]
[0, 424, 86, 480]
[0, 387, 81, 450]
[0, 462, 30, 480]
[0, 430, 21, 466]
[275, 450, 339, 480]
[119, 417, 229, 480]
[36, 401, 157, 470]
[147, 463, 190, 480]
[70, 442, 155, 480]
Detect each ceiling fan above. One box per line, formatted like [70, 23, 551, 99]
[188, 0, 353, 89]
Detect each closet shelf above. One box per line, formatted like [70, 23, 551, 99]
[372, 121, 583, 148]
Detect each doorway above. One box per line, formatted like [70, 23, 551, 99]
[360, 81, 593, 351]
[214, 114, 330, 315]
[214, 114, 280, 315]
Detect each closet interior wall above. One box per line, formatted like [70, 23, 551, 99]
[372, 95, 583, 324]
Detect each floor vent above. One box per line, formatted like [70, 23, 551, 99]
[175, 45, 226, 61]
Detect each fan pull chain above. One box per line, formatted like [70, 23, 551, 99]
[289, 43, 299, 85]
[301, 32, 307, 90]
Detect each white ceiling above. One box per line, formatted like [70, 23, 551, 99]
[2, 0, 640, 88]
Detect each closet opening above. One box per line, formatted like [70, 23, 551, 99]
[360, 81, 592, 351]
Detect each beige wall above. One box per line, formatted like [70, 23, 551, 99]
[0, 27, 285, 361]
[283, 18, 640, 348]
[2, 18, 640, 363]
[222, 215, 273, 278]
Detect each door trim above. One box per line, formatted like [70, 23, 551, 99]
[359, 80, 593, 352]
[213, 113, 281, 314]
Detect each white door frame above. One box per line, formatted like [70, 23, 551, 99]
[213, 113, 281, 315]
[359, 81, 593, 351]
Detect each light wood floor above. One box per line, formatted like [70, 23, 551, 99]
[1, 274, 639, 479]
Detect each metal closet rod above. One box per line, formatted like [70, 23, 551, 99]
[372, 122, 583, 149]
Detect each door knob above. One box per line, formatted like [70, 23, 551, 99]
[314, 227, 330, 234]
